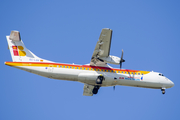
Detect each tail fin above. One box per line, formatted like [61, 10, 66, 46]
[6, 31, 52, 62]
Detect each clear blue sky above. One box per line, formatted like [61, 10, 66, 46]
[1, 0, 180, 120]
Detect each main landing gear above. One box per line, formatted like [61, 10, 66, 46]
[93, 75, 104, 95]
[92, 86, 100, 94]
[161, 88, 166, 94]
[96, 75, 104, 84]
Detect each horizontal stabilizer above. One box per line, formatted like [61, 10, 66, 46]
[9, 31, 21, 41]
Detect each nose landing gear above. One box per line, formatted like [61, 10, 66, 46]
[161, 88, 165, 94]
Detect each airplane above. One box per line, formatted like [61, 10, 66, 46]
[5, 28, 174, 96]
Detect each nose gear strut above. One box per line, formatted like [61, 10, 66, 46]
[161, 88, 165, 94]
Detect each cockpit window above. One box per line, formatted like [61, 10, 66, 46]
[159, 73, 164, 76]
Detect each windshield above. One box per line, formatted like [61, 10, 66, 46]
[159, 73, 164, 76]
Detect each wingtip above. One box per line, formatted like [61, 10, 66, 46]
[103, 28, 112, 30]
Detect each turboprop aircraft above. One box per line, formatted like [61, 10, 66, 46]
[5, 28, 174, 96]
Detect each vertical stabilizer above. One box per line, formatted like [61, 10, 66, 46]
[6, 31, 52, 62]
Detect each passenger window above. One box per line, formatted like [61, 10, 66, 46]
[77, 67, 79, 69]
[138, 73, 140, 75]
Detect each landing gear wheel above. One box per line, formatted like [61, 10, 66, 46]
[96, 79, 101, 84]
[92, 88, 98, 94]
[92, 86, 100, 94]
[161, 89, 165, 94]
[96, 76, 104, 84]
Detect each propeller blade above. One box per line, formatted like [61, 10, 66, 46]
[120, 49, 125, 69]
[121, 49, 124, 59]
[113, 86, 115, 91]
[120, 62, 122, 69]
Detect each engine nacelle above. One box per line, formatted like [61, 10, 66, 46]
[99, 55, 120, 65]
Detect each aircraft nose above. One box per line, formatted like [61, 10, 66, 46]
[169, 80, 174, 88]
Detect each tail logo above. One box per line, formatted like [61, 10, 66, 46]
[12, 46, 26, 56]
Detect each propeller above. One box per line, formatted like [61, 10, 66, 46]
[113, 86, 115, 91]
[120, 49, 125, 69]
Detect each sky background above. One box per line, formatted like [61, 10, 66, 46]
[1, 0, 180, 120]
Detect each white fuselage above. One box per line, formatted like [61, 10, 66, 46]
[7, 62, 174, 89]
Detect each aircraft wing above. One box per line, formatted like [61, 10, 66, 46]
[83, 84, 94, 96]
[90, 28, 112, 66]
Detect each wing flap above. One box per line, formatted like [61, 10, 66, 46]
[83, 84, 94, 96]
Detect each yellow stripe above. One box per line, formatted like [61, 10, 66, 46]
[5, 62, 150, 75]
